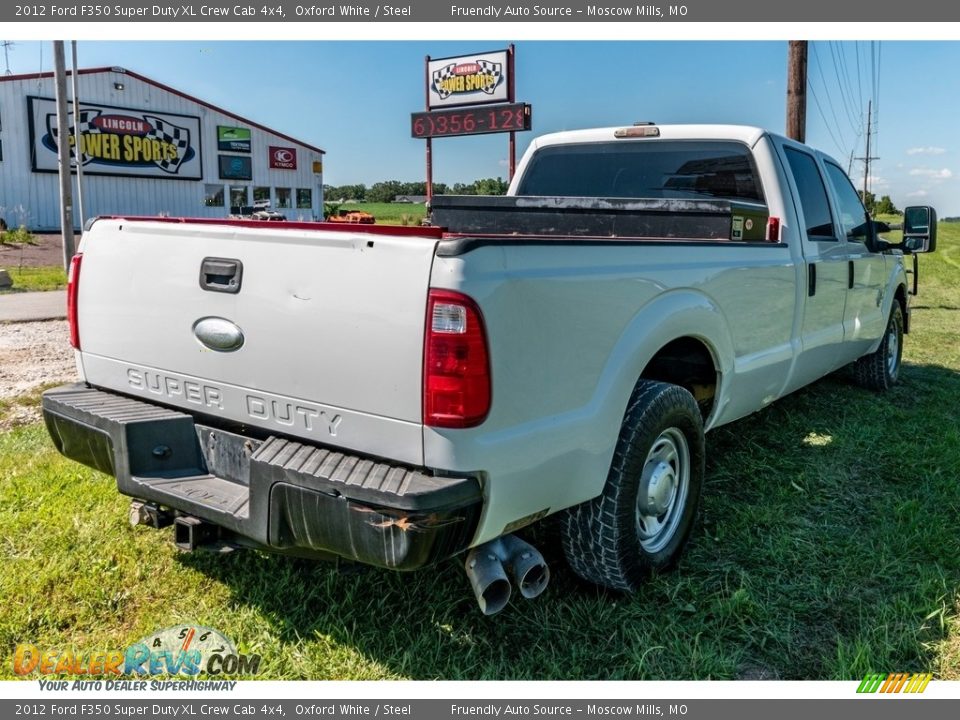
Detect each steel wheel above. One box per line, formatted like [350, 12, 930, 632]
[636, 428, 690, 554]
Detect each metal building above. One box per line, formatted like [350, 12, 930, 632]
[0, 66, 325, 231]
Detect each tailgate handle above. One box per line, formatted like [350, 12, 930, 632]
[199, 257, 243, 294]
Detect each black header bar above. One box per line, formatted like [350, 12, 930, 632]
[4, 0, 960, 23]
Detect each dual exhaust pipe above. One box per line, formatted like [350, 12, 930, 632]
[464, 534, 550, 615]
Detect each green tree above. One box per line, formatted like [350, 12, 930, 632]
[367, 180, 405, 203]
[874, 195, 899, 215]
[474, 177, 509, 195]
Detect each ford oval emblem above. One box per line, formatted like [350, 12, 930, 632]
[193, 317, 244, 352]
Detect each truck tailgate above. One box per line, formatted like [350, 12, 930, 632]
[76, 219, 437, 466]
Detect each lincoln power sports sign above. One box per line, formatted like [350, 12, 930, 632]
[427, 50, 510, 109]
[28, 96, 202, 180]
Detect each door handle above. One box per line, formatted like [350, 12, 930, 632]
[808, 263, 817, 297]
[848, 260, 854, 289]
[199, 257, 243, 294]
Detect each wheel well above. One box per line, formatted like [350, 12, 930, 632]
[640, 337, 718, 420]
[895, 284, 909, 333]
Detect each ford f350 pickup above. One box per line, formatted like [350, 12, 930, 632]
[43, 124, 938, 614]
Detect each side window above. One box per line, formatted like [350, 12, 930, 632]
[823, 162, 868, 241]
[784, 147, 836, 240]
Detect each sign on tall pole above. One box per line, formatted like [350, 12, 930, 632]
[53, 40, 75, 269]
[417, 46, 531, 201]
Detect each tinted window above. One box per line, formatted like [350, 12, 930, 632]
[516, 141, 764, 202]
[823, 162, 868, 241]
[784, 147, 835, 239]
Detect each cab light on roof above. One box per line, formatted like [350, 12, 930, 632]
[614, 126, 660, 138]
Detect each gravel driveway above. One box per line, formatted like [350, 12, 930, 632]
[0, 320, 78, 429]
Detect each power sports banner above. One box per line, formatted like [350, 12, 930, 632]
[428, 50, 509, 108]
[28, 96, 202, 180]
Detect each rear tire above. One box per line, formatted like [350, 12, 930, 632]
[852, 303, 904, 391]
[560, 380, 705, 591]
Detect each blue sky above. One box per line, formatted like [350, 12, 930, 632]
[5, 40, 960, 214]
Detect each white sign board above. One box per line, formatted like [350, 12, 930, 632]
[28, 96, 203, 180]
[427, 50, 510, 109]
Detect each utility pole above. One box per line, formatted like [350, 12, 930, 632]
[855, 100, 880, 201]
[71, 40, 85, 230]
[2, 41, 13, 75]
[786, 41, 807, 142]
[53, 41, 75, 269]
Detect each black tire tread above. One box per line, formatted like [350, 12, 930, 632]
[852, 303, 903, 392]
[560, 380, 704, 592]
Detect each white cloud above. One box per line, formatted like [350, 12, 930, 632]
[866, 175, 888, 188]
[907, 146, 947, 156]
[908, 168, 953, 179]
[906, 190, 929, 197]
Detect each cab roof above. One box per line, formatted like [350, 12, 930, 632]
[528, 124, 771, 150]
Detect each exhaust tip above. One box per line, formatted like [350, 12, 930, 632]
[477, 577, 512, 616]
[464, 549, 512, 616]
[464, 534, 551, 614]
[516, 562, 550, 600]
[499, 534, 551, 601]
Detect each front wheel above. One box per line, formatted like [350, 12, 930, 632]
[852, 303, 904, 391]
[560, 380, 705, 591]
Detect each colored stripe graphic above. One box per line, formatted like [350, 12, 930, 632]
[857, 672, 932, 694]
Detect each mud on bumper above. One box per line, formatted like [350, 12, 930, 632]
[42, 384, 482, 570]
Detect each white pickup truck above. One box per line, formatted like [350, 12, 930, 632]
[43, 124, 938, 615]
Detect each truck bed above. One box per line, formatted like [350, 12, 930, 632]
[430, 195, 770, 242]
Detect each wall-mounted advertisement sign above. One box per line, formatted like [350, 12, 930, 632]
[268, 146, 297, 170]
[428, 50, 510, 109]
[28, 96, 202, 180]
[218, 154, 252, 181]
[218, 126, 251, 153]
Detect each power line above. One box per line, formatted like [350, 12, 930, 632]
[854, 42, 864, 111]
[829, 41, 861, 134]
[808, 81, 846, 157]
[810, 43, 851, 156]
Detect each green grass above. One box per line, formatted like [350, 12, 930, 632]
[334, 202, 427, 226]
[1, 226, 959, 680]
[0, 266, 67, 293]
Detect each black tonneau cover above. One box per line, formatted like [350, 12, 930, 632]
[430, 195, 769, 241]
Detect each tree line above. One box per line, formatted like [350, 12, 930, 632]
[858, 191, 900, 216]
[324, 178, 509, 203]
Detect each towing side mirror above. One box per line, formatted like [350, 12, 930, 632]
[902, 205, 938, 253]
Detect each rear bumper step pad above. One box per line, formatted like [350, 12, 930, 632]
[42, 383, 482, 569]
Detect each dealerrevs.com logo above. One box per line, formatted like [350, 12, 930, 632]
[13, 625, 261, 679]
[856, 673, 933, 694]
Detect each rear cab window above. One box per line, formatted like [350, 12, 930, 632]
[515, 140, 765, 204]
[783, 147, 837, 240]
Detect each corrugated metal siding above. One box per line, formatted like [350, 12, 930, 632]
[0, 69, 324, 230]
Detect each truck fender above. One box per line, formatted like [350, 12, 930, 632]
[868, 263, 909, 353]
[588, 288, 733, 441]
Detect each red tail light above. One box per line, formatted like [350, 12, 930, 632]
[67, 253, 82, 350]
[423, 289, 491, 428]
[766, 216, 781, 242]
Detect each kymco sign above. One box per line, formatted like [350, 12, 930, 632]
[269, 146, 297, 170]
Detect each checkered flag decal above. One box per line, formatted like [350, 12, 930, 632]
[432, 60, 503, 99]
[47, 109, 103, 164]
[143, 115, 191, 173]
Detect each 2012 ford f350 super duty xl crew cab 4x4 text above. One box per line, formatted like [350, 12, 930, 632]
[43, 124, 938, 615]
